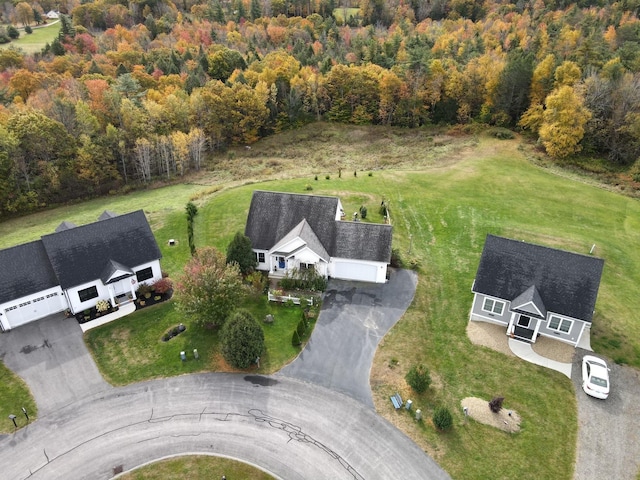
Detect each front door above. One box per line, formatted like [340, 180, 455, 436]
[278, 256, 285, 269]
[514, 315, 535, 340]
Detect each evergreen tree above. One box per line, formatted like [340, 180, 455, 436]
[226, 232, 256, 275]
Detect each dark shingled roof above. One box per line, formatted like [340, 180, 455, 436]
[41, 210, 162, 290]
[0, 241, 59, 304]
[334, 221, 392, 263]
[98, 210, 119, 221]
[473, 235, 604, 323]
[55, 221, 77, 232]
[245, 191, 392, 263]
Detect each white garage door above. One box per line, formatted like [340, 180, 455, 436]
[4, 293, 65, 328]
[332, 261, 378, 282]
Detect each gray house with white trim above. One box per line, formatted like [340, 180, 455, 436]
[245, 191, 392, 283]
[470, 234, 604, 347]
[0, 210, 162, 331]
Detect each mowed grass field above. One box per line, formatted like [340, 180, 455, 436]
[1, 125, 640, 479]
[0, 22, 60, 54]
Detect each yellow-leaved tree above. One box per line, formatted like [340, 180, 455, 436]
[539, 85, 592, 158]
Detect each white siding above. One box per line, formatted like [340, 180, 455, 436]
[0, 286, 67, 331]
[329, 258, 387, 283]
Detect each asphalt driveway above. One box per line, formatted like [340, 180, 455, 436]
[0, 313, 111, 415]
[572, 349, 640, 480]
[279, 268, 418, 407]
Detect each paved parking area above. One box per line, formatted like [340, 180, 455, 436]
[0, 314, 111, 415]
[572, 349, 640, 480]
[279, 268, 418, 407]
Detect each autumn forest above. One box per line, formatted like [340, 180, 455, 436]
[0, 0, 640, 215]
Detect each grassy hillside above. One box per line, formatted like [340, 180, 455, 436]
[2, 126, 640, 479]
[0, 22, 60, 53]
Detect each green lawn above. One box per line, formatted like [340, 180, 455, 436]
[0, 363, 37, 433]
[119, 455, 274, 480]
[85, 296, 316, 385]
[3, 128, 640, 477]
[0, 22, 61, 54]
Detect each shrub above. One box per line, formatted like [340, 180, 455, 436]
[137, 283, 153, 297]
[296, 319, 306, 337]
[226, 231, 256, 276]
[368, 172, 373, 177]
[405, 364, 431, 393]
[489, 396, 504, 413]
[433, 406, 453, 431]
[359, 205, 367, 219]
[221, 310, 264, 369]
[305, 184, 313, 191]
[278, 267, 327, 292]
[24, 25, 32, 34]
[292, 329, 301, 346]
[95, 299, 110, 313]
[246, 271, 268, 295]
[325, 175, 330, 180]
[489, 127, 515, 140]
[390, 248, 404, 268]
[7, 26, 19, 40]
[153, 277, 173, 294]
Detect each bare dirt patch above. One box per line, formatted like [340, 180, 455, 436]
[531, 334, 575, 363]
[461, 397, 521, 433]
[466, 320, 514, 357]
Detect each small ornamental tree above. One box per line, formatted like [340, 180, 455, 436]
[226, 231, 256, 276]
[175, 247, 245, 328]
[221, 310, 264, 369]
[185, 201, 198, 256]
[405, 364, 432, 394]
[433, 406, 453, 431]
[489, 396, 504, 413]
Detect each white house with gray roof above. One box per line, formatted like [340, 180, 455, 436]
[470, 234, 604, 348]
[0, 210, 162, 331]
[245, 191, 392, 283]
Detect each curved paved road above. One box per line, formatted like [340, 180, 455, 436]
[0, 374, 450, 480]
[0, 269, 450, 480]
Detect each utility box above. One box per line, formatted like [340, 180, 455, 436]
[405, 399, 413, 411]
[415, 409, 422, 421]
[180, 351, 186, 361]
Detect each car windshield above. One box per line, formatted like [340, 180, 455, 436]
[590, 376, 608, 388]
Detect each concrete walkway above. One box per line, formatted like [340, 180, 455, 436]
[508, 338, 573, 378]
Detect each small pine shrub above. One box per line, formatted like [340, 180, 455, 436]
[354, 170, 357, 177]
[325, 175, 330, 180]
[433, 406, 453, 431]
[292, 329, 301, 346]
[405, 364, 431, 393]
[359, 205, 367, 219]
[305, 184, 313, 191]
[489, 396, 504, 413]
[24, 25, 32, 34]
[296, 319, 306, 337]
[368, 172, 373, 177]
[314, 175, 318, 181]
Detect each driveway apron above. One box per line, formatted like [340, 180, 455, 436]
[0, 313, 111, 415]
[572, 349, 640, 480]
[279, 268, 418, 407]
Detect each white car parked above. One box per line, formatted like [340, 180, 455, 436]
[581, 355, 610, 399]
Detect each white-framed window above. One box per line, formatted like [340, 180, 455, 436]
[548, 315, 573, 333]
[482, 297, 505, 315]
[256, 252, 265, 263]
[136, 267, 154, 282]
[78, 286, 99, 303]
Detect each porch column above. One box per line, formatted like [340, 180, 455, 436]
[130, 278, 137, 300]
[531, 317, 543, 343]
[575, 322, 587, 348]
[507, 312, 516, 336]
[108, 285, 116, 308]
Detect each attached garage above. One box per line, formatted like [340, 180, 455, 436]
[3, 291, 66, 329]
[332, 260, 380, 282]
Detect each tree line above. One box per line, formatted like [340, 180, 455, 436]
[1, 0, 640, 215]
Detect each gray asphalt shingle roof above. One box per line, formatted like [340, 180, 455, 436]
[245, 191, 392, 263]
[473, 234, 604, 322]
[41, 210, 161, 290]
[0, 241, 59, 304]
